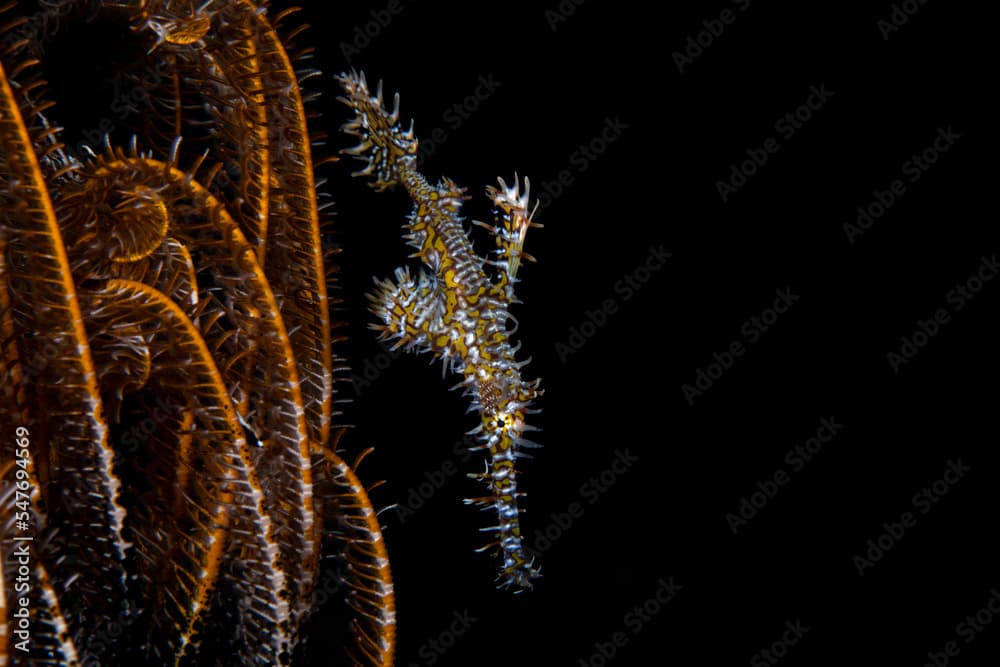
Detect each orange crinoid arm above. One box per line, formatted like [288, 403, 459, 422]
[1, 57, 129, 660]
[1, 3, 396, 665]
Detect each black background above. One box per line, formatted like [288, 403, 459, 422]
[27, 0, 995, 665]
[301, 1, 994, 666]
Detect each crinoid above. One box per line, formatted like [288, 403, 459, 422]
[337, 71, 543, 592]
[1, 1, 393, 665]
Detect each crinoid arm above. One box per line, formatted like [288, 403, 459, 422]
[311, 436, 396, 667]
[1, 4, 397, 663]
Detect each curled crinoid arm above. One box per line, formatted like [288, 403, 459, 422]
[59, 150, 321, 639]
[311, 437, 396, 667]
[80, 279, 287, 666]
[338, 71, 544, 591]
[126, 0, 337, 449]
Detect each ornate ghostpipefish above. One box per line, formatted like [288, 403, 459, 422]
[337, 71, 544, 591]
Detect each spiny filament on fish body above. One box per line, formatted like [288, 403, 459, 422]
[337, 70, 543, 590]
